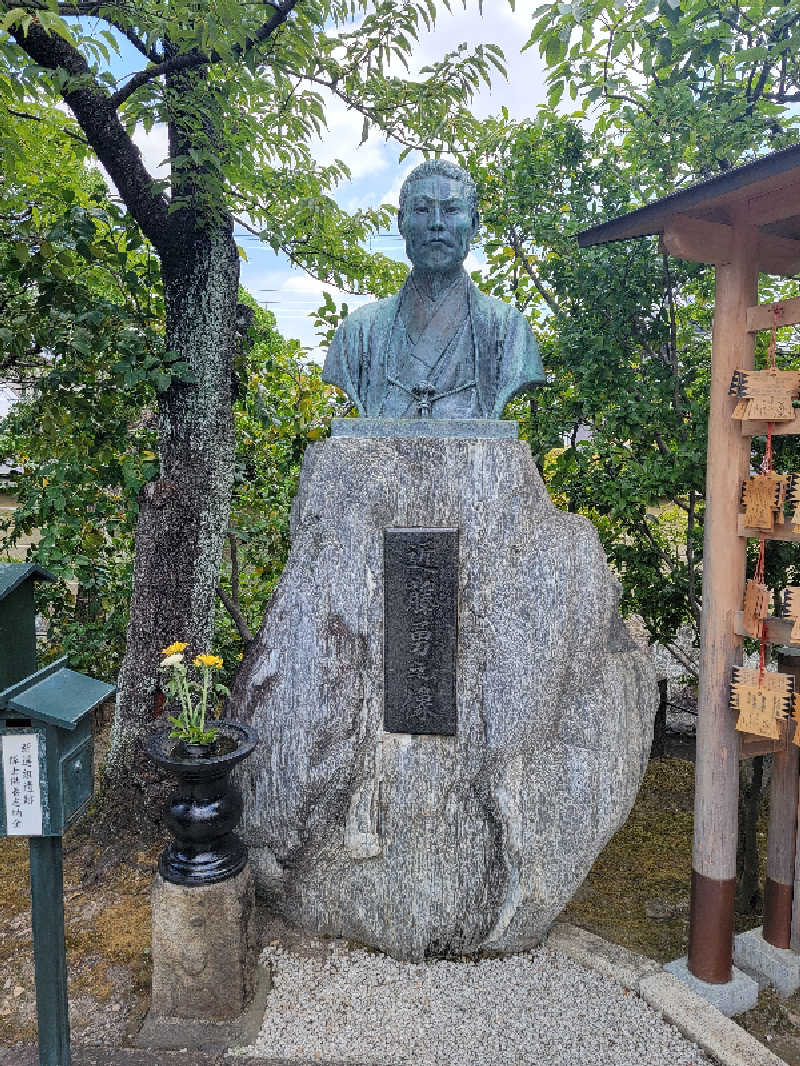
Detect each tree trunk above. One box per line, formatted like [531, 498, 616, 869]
[736, 755, 765, 914]
[650, 678, 668, 759]
[106, 217, 239, 786]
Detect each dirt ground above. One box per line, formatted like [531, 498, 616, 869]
[1, 745, 800, 1063]
[562, 755, 800, 1065]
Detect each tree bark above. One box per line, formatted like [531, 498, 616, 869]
[736, 755, 765, 914]
[106, 217, 239, 782]
[650, 678, 668, 759]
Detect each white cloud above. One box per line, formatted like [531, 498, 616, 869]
[296, 0, 546, 214]
[132, 123, 170, 179]
[309, 95, 393, 181]
[240, 258, 373, 362]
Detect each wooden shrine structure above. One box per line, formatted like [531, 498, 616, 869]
[577, 143, 800, 987]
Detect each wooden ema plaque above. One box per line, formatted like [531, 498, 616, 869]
[741, 579, 769, 639]
[730, 666, 793, 740]
[790, 474, 800, 531]
[793, 694, 800, 747]
[740, 472, 788, 530]
[783, 587, 800, 644]
[729, 368, 799, 421]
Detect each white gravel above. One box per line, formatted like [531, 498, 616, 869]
[236, 941, 712, 1065]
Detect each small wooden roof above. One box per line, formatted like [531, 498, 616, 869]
[0, 562, 55, 602]
[577, 143, 800, 275]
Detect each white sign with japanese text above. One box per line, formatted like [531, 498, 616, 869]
[3, 733, 43, 836]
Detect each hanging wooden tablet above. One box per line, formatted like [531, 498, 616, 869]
[793, 694, 800, 747]
[731, 666, 793, 739]
[741, 474, 781, 530]
[741, 579, 770, 638]
[729, 369, 799, 421]
[783, 587, 800, 644]
[790, 474, 800, 531]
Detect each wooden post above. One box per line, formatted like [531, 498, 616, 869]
[688, 219, 760, 984]
[792, 769, 800, 952]
[765, 651, 800, 948]
[29, 836, 71, 1066]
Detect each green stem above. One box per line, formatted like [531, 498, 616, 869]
[199, 665, 210, 733]
[180, 669, 195, 728]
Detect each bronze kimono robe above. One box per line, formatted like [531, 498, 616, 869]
[322, 271, 545, 419]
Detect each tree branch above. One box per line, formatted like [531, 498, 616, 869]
[7, 106, 88, 144]
[508, 232, 561, 316]
[602, 21, 653, 117]
[665, 639, 699, 677]
[107, 21, 163, 64]
[20, 2, 163, 60]
[215, 586, 254, 645]
[280, 67, 432, 151]
[8, 19, 170, 250]
[108, 0, 300, 110]
[215, 530, 253, 644]
[686, 488, 699, 627]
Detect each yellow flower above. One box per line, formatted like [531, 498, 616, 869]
[162, 641, 188, 657]
[193, 654, 223, 670]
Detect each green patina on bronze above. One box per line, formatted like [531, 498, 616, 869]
[323, 161, 545, 419]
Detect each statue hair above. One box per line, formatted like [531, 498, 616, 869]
[398, 160, 479, 225]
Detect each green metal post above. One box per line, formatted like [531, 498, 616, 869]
[29, 836, 71, 1066]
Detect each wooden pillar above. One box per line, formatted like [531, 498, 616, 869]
[29, 836, 71, 1066]
[688, 220, 759, 983]
[765, 652, 800, 948]
[792, 766, 800, 952]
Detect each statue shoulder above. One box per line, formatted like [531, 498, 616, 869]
[335, 293, 400, 338]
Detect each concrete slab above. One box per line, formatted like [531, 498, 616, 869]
[639, 971, 785, 1066]
[734, 925, 800, 997]
[547, 921, 662, 990]
[135, 961, 271, 1053]
[663, 956, 759, 1017]
[545, 925, 783, 1066]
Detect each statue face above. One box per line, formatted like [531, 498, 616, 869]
[399, 175, 478, 272]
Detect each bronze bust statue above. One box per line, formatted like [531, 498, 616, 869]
[322, 160, 545, 419]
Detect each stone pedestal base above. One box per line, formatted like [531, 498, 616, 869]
[232, 435, 658, 960]
[151, 864, 258, 1021]
[664, 956, 758, 1017]
[734, 926, 800, 997]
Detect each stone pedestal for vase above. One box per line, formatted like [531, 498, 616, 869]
[231, 425, 658, 960]
[150, 865, 258, 1021]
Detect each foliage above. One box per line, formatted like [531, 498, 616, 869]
[0, 151, 167, 679]
[213, 300, 344, 677]
[460, 113, 710, 656]
[0, 0, 504, 295]
[1, 204, 336, 682]
[526, 0, 800, 193]
[460, 0, 800, 663]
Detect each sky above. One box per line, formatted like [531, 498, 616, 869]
[107, 1, 549, 358]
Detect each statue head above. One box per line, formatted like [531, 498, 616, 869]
[398, 160, 479, 273]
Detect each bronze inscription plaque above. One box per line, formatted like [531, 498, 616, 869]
[384, 528, 458, 735]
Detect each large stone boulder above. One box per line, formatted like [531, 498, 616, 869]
[231, 432, 657, 960]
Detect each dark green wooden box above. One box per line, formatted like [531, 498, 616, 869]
[0, 563, 115, 837]
[0, 659, 114, 836]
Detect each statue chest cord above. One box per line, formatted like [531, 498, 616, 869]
[378, 283, 483, 417]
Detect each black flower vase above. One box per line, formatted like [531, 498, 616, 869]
[147, 720, 258, 887]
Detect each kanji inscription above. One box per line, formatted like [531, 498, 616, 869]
[2, 732, 43, 836]
[384, 528, 458, 735]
